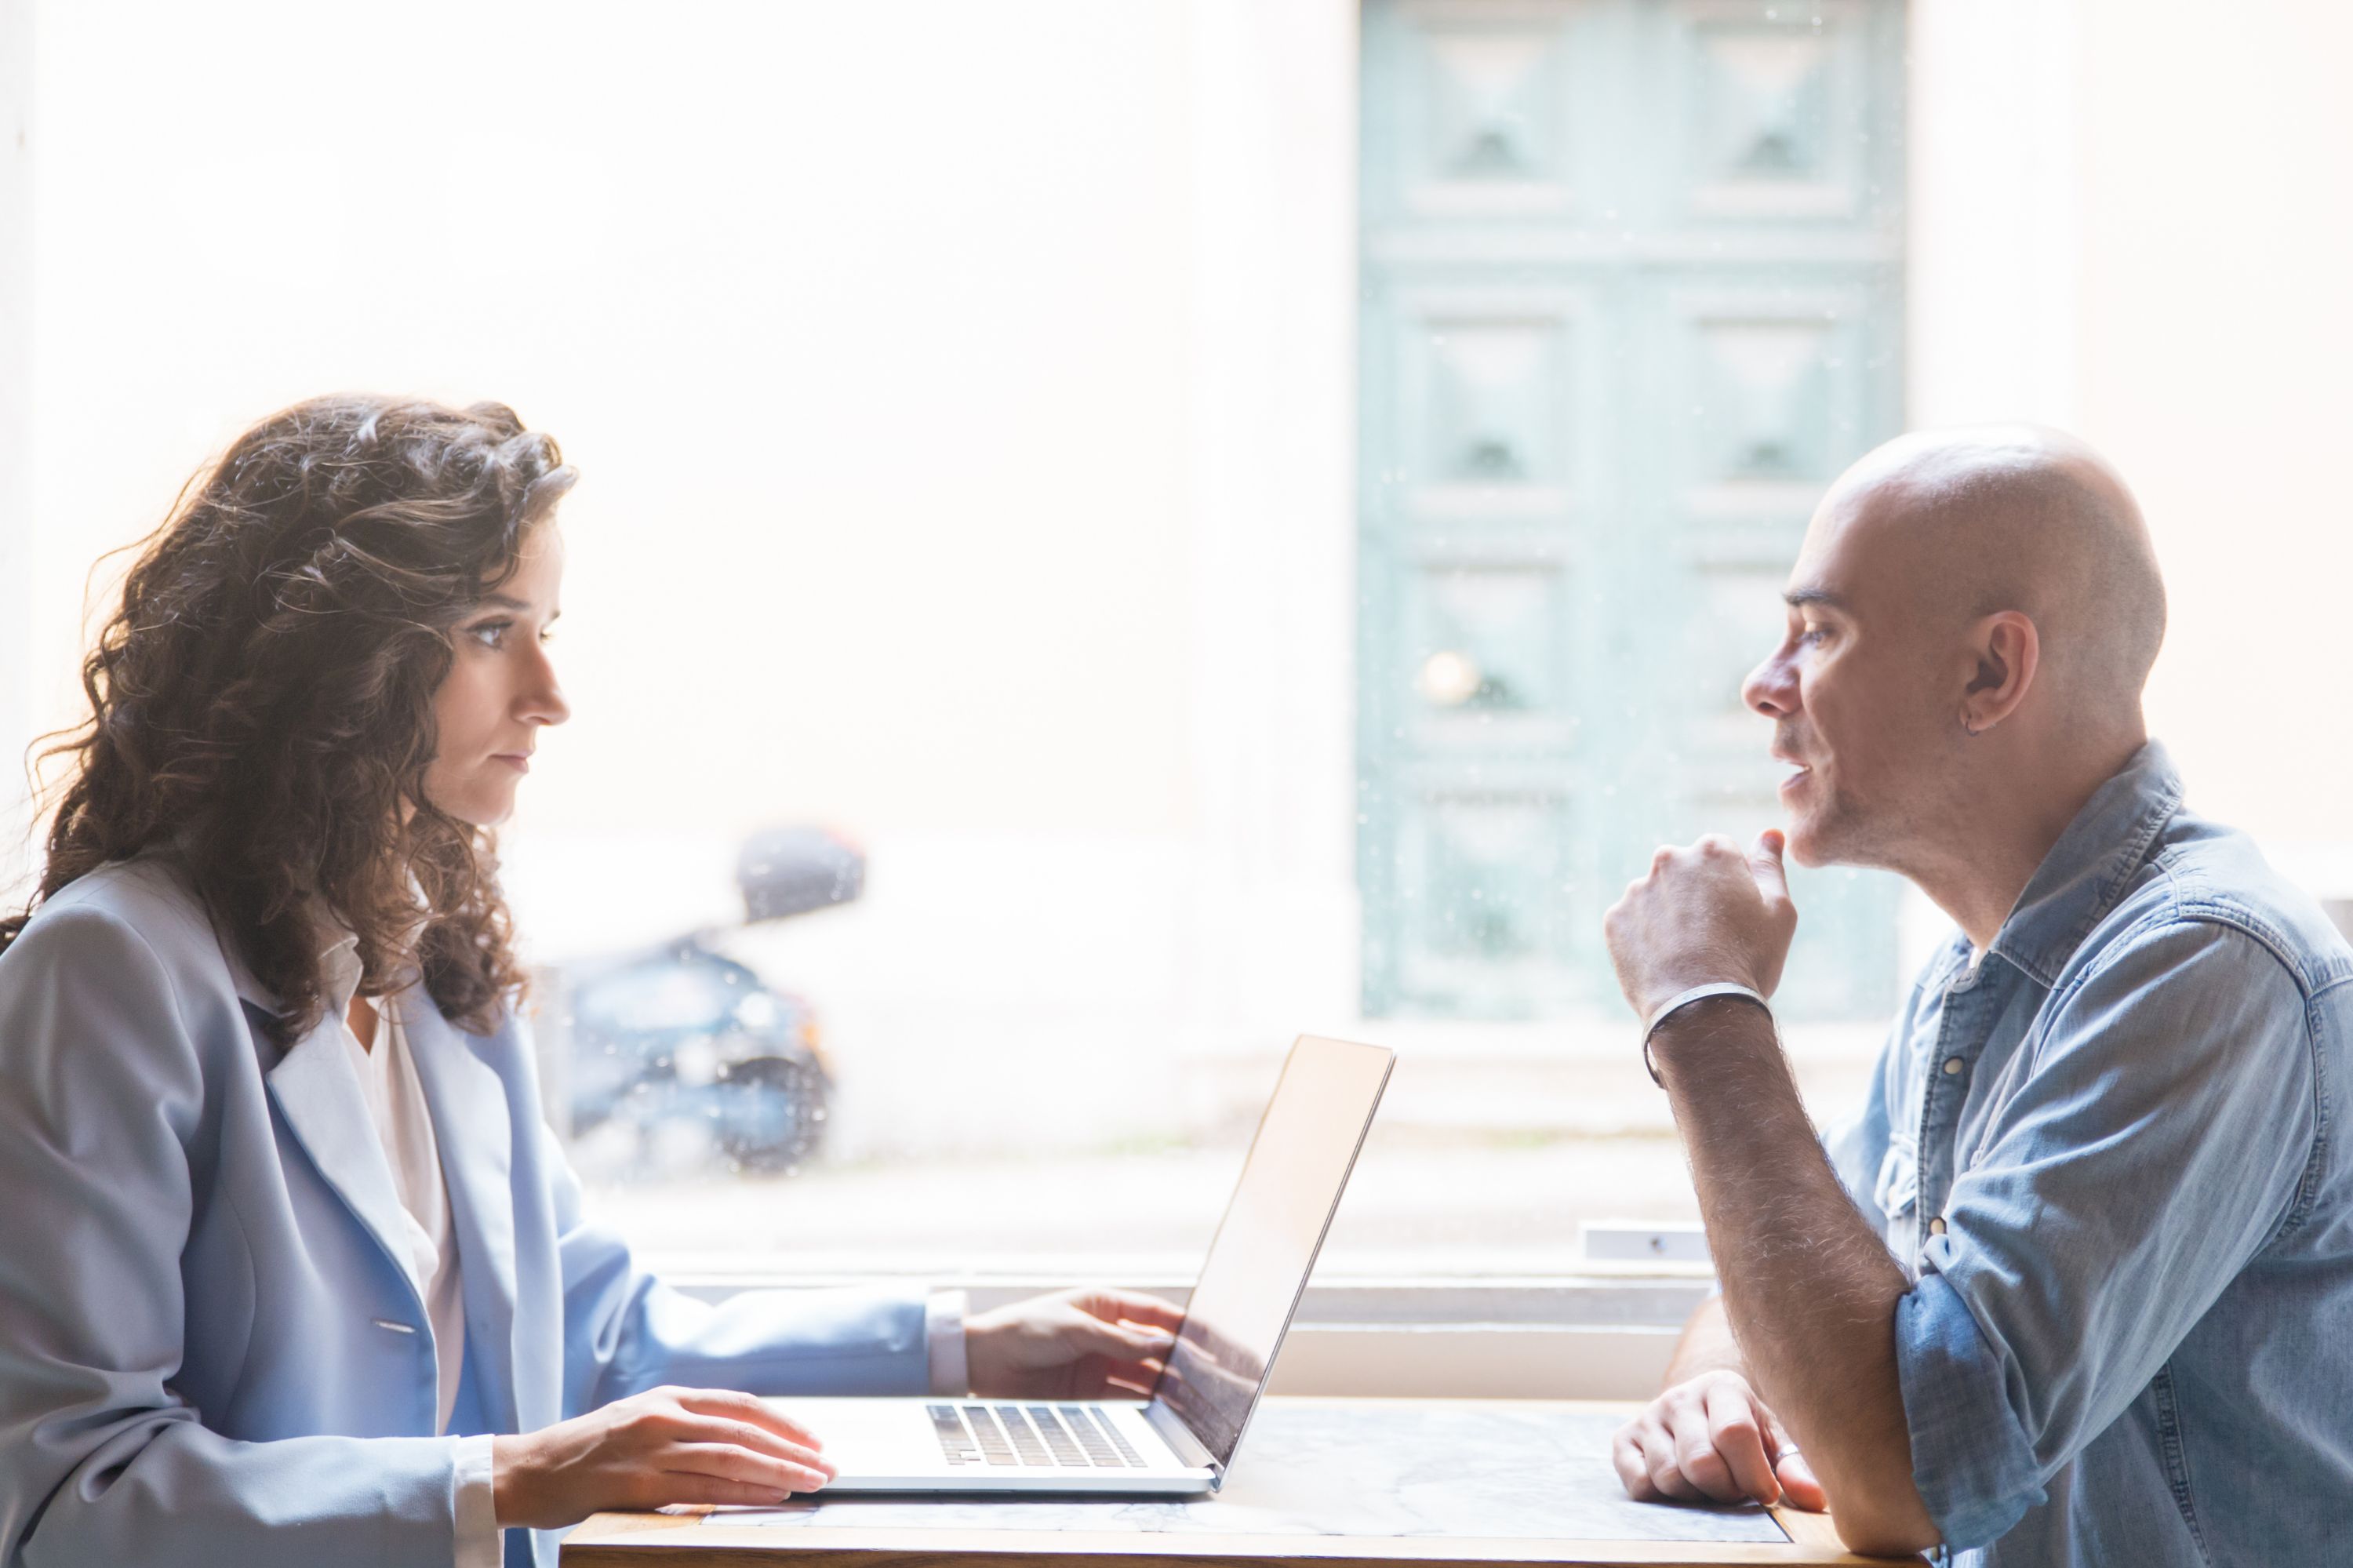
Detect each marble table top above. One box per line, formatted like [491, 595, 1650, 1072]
[715, 1402, 1787, 1544]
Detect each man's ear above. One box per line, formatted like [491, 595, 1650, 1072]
[1960, 610, 2038, 735]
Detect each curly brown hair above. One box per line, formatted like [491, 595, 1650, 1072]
[0, 395, 576, 1044]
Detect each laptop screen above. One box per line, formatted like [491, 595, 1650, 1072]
[1153, 1035, 1393, 1468]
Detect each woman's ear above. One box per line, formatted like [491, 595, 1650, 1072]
[1959, 610, 2039, 736]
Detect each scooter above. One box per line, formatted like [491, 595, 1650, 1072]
[558, 826, 863, 1175]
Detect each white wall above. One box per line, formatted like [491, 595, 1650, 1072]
[0, 0, 31, 901]
[2075, 0, 2353, 860]
[1907, 0, 2353, 913]
[1174, 0, 1362, 1049]
[1907, 0, 2080, 431]
[21, 0, 1194, 841]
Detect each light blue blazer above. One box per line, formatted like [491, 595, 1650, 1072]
[0, 852, 932, 1567]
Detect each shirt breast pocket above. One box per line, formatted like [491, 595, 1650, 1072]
[1872, 1136, 1922, 1263]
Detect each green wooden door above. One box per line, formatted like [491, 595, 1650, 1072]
[1358, 0, 1907, 1020]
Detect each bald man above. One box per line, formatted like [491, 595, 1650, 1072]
[1602, 427, 2353, 1564]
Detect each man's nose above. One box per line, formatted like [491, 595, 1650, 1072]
[1744, 649, 1796, 719]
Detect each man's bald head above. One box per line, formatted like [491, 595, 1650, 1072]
[1819, 425, 2166, 720]
[1750, 427, 2166, 882]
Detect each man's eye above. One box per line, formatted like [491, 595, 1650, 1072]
[1799, 624, 1828, 646]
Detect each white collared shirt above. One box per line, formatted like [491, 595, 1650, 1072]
[333, 992, 465, 1428]
[317, 930, 499, 1566]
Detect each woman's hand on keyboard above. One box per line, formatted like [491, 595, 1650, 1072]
[966, 1287, 1184, 1399]
[490, 1385, 836, 1529]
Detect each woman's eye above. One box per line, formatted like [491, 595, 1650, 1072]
[466, 620, 511, 649]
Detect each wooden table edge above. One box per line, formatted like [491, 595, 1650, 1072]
[562, 1507, 1914, 1566]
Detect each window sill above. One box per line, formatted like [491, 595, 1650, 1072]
[654, 1264, 1714, 1401]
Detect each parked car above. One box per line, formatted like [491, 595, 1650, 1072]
[562, 827, 863, 1175]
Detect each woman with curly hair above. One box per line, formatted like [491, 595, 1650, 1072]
[0, 396, 1180, 1567]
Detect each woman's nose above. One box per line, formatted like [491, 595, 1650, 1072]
[520, 649, 570, 727]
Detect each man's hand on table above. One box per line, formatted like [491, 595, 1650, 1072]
[1613, 1370, 1824, 1512]
[966, 1286, 1183, 1399]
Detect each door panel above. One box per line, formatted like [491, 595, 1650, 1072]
[1360, 0, 1905, 1020]
[1372, 1, 1599, 224]
[1667, 0, 1880, 222]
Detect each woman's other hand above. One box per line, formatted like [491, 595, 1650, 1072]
[1610, 1370, 1824, 1511]
[490, 1385, 834, 1530]
[965, 1286, 1184, 1400]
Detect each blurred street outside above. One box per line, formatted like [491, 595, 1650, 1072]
[580, 1025, 1885, 1279]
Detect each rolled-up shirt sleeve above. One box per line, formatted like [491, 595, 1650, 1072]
[1894, 919, 2318, 1551]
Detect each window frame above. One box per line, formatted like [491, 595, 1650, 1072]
[652, 1265, 1715, 1402]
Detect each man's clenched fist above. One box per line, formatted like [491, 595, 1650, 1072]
[1602, 830, 1798, 1023]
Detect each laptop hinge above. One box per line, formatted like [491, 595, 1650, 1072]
[1143, 1399, 1220, 1477]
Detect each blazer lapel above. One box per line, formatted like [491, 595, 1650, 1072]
[260, 1006, 421, 1304]
[399, 988, 521, 1434]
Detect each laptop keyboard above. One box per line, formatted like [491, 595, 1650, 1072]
[928, 1403, 1147, 1468]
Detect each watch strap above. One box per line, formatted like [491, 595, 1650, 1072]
[1640, 982, 1771, 1086]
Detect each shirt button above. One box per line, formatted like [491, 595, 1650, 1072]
[1929, 1217, 1947, 1235]
[1942, 1056, 1965, 1075]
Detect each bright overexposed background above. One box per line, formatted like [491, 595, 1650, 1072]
[2, 0, 2348, 1278]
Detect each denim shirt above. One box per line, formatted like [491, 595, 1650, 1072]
[1820, 741, 2353, 1565]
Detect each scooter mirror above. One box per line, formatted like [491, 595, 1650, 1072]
[736, 826, 867, 923]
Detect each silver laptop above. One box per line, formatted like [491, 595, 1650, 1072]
[769, 1033, 1395, 1494]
